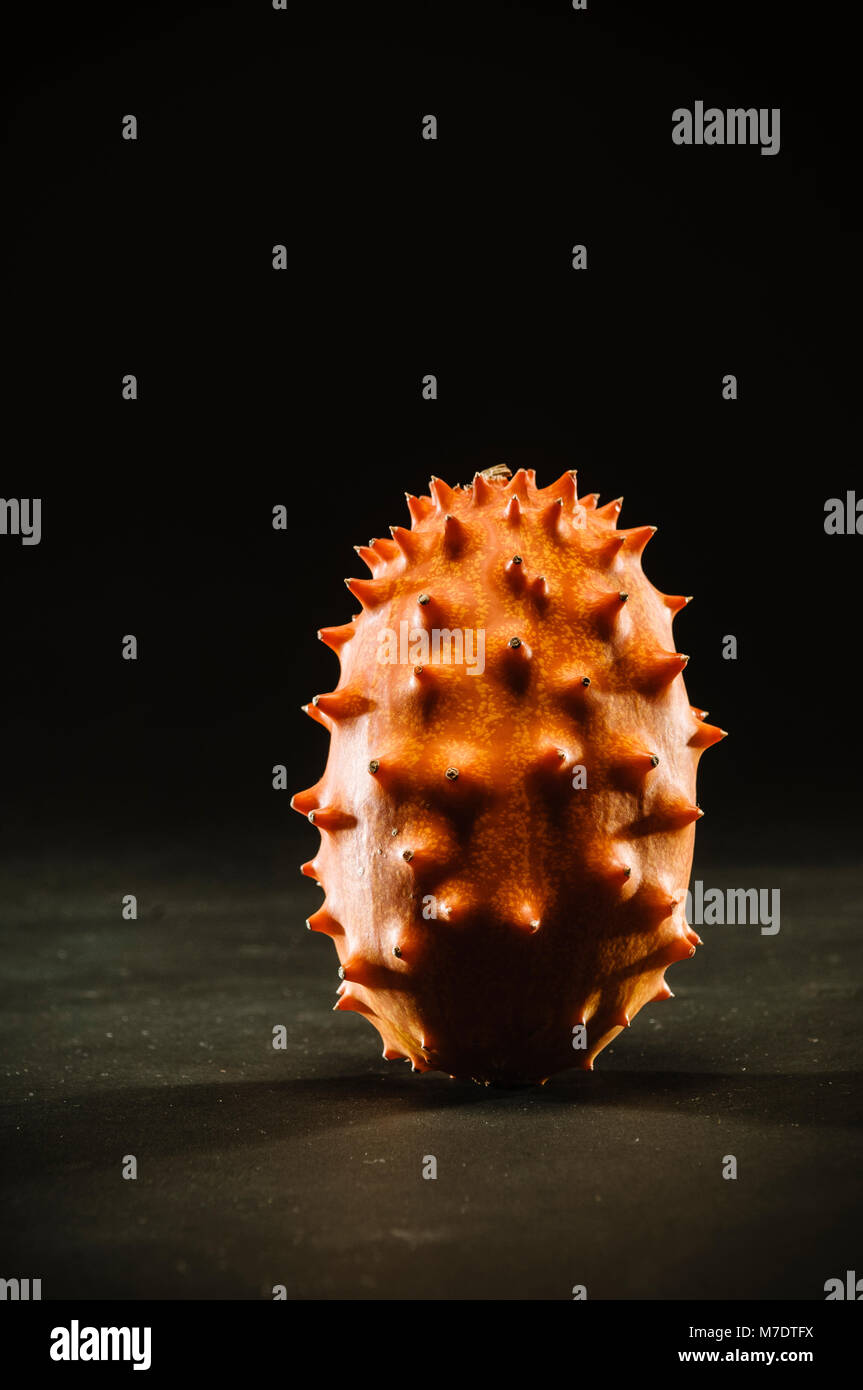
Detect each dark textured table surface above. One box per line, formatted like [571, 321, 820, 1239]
[1, 838, 860, 1300]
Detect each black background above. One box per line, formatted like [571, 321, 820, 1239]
[4, 0, 858, 863]
[1, 0, 860, 1310]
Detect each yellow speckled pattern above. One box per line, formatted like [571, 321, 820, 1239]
[292, 468, 727, 1085]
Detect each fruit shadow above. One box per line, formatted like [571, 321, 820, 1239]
[2, 1067, 859, 1185]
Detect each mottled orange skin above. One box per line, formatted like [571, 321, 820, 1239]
[293, 469, 725, 1084]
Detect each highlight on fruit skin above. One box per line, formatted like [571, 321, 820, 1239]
[292, 466, 726, 1086]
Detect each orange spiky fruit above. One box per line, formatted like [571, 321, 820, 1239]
[293, 466, 726, 1084]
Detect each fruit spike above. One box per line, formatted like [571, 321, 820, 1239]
[389, 524, 421, 560]
[592, 588, 630, 636]
[405, 493, 432, 526]
[540, 496, 565, 537]
[544, 470, 578, 508]
[443, 513, 467, 555]
[306, 909, 343, 937]
[505, 495, 522, 527]
[689, 720, 728, 750]
[595, 497, 623, 525]
[529, 575, 550, 610]
[471, 471, 494, 506]
[344, 576, 386, 610]
[620, 524, 657, 557]
[318, 622, 354, 652]
[293, 468, 725, 1085]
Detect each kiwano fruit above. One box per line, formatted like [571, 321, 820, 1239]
[293, 466, 726, 1084]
